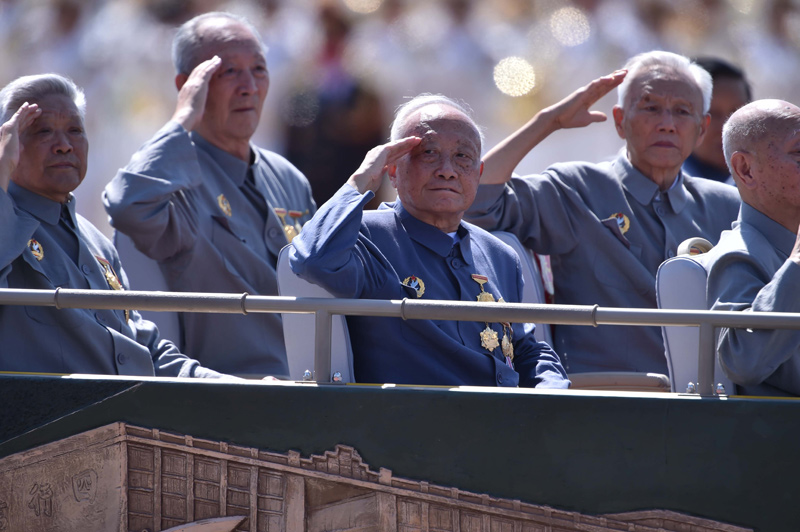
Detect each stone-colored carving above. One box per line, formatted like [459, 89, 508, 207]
[0, 500, 8, 530]
[73, 469, 98, 502]
[0, 423, 752, 532]
[27, 482, 54, 517]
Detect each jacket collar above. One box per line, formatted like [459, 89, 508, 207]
[615, 154, 688, 213]
[740, 202, 798, 259]
[389, 200, 473, 264]
[8, 181, 75, 226]
[190, 131, 256, 187]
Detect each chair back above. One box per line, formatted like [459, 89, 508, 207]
[656, 239, 734, 393]
[276, 245, 354, 383]
[114, 232, 181, 345]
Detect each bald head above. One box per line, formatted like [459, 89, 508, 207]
[723, 99, 800, 171]
[723, 99, 800, 231]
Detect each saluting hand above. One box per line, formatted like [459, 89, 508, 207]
[347, 136, 422, 195]
[0, 102, 41, 193]
[171, 55, 222, 132]
[545, 69, 627, 131]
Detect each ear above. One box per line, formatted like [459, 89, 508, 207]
[693, 113, 711, 149]
[612, 106, 626, 140]
[175, 73, 189, 91]
[479, 161, 484, 177]
[730, 151, 757, 190]
[387, 164, 398, 188]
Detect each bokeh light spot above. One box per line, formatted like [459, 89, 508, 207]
[493, 57, 536, 97]
[728, 0, 754, 15]
[343, 0, 383, 14]
[549, 7, 591, 47]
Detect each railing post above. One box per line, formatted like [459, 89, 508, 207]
[314, 310, 333, 383]
[697, 322, 716, 396]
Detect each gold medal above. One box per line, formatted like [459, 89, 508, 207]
[217, 194, 232, 217]
[610, 212, 630, 234]
[274, 207, 298, 243]
[501, 323, 514, 362]
[402, 275, 425, 298]
[471, 274, 495, 303]
[28, 239, 44, 261]
[95, 256, 130, 321]
[480, 326, 500, 352]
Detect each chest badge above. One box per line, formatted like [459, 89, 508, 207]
[217, 194, 232, 217]
[402, 275, 425, 298]
[610, 212, 630, 234]
[28, 239, 44, 261]
[96, 256, 130, 321]
[471, 274, 496, 302]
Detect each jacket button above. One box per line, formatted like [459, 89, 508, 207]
[268, 227, 281, 238]
[117, 352, 127, 365]
[81, 264, 91, 274]
[497, 372, 504, 384]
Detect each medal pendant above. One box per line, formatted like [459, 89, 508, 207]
[480, 326, 500, 352]
[501, 332, 514, 361]
[477, 291, 495, 303]
[283, 224, 298, 242]
[288, 210, 305, 234]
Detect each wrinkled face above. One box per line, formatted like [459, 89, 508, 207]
[615, 66, 707, 178]
[390, 106, 482, 229]
[750, 115, 800, 210]
[193, 20, 269, 149]
[693, 77, 750, 169]
[12, 93, 88, 203]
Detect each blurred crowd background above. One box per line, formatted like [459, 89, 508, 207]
[0, 0, 797, 236]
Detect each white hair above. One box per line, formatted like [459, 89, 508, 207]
[172, 11, 265, 75]
[617, 51, 713, 114]
[390, 94, 484, 149]
[0, 73, 86, 124]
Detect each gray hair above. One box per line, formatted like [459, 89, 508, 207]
[617, 51, 713, 115]
[722, 100, 800, 173]
[0, 73, 86, 124]
[172, 11, 264, 75]
[390, 94, 484, 149]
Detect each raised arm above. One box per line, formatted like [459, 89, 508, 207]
[481, 70, 626, 185]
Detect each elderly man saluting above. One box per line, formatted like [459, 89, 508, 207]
[289, 95, 569, 388]
[104, 12, 316, 378]
[703, 100, 800, 396]
[0, 74, 224, 378]
[466, 51, 741, 376]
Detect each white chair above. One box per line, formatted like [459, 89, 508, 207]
[656, 238, 734, 394]
[114, 232, 181, 344]
[490, 231, 553, 346]
[276, 245, 355, 383]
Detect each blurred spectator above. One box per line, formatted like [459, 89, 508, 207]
[282, 2, 385, 207]
[683, 57, 752, 184]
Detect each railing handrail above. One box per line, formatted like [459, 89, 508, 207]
[2, 287, 798, 395]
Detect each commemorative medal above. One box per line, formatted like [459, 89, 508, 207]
[288, 209, 306, 235]
[610, 212, 630, 234]
[501, 323, 514, 364]
[96, 256, 130, 321]
[471, 274, 495, 303]
[480, 325, 500, 352]
[217, 194, 232, 217]
[402, 275, 425, 298]
[28, 239, 44, 261]
[274, 207, 298, 242]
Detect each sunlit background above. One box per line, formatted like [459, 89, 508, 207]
[0, 0, 794, 235]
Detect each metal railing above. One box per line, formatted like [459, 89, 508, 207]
[3, 287, 800, 395]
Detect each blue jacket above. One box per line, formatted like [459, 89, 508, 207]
[289, 185, 569, 388]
